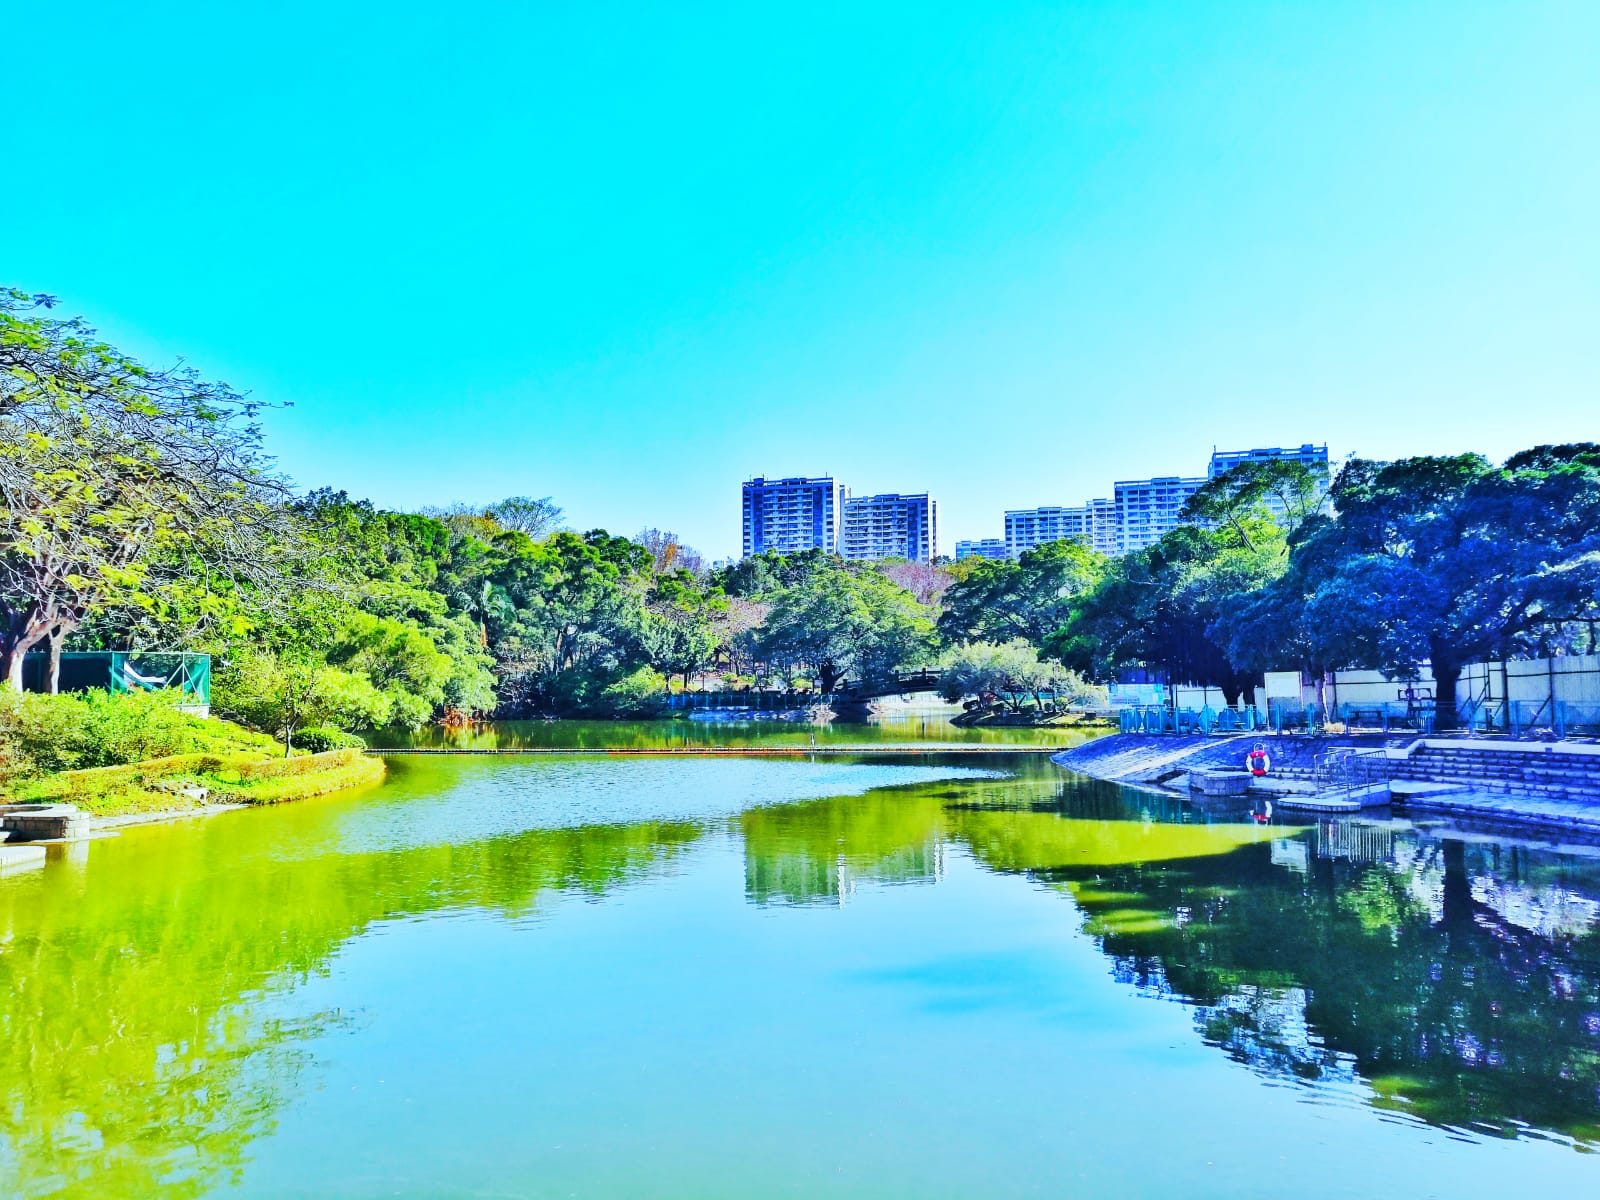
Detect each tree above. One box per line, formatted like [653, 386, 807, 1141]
[878, 559, 952, 609]
[0, 289, 288, 690]
[212, 645, 387, 756]
[1268, 448, 1600, 726]
[634, 528, 704, 577]
[491, 531, 653, 712]
[938, 639, 1103, 714]
[1049, 525, 1282, 706]
[938, 539, 1104, 646]
[1182, 457, 1330, 545]
[454, 579, 514, 647]
[712, 549, 832, 599]
[488, 495, 563, 539]
[642, 571, 725, 690]
[753, 561, 934, 693]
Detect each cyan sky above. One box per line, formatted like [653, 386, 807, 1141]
[5, 2, 1596, 557]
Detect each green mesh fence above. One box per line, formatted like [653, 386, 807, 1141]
[21, 652, 211, 705]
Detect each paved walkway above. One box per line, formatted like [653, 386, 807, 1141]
[1396, 789, 1600, 835]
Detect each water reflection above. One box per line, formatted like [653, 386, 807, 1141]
[366, 711, 1095, 750]
[4, 749, 1600, 1199]
[948, 777, 1600, 1146]
[0, 799, 702, 1198]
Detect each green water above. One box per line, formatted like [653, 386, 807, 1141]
[4, 725, 1600, 1197]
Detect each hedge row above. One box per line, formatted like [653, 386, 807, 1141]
[20, 748, 367, 802]
[233, 747, 365, 780]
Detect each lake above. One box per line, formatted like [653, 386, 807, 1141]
[4, 719, 1600, 1197]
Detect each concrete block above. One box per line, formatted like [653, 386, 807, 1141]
[2, 805, 92, 842]
[1189, 770, 1255, 797]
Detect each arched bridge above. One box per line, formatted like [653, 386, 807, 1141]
[837, 669, 946, 700]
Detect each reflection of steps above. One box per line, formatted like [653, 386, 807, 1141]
[1393, 743, 1600, 802]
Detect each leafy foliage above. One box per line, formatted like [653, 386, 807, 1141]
[0, 688, 279, 778]
[1213, 447, 1600, 720]
[749, 558, 935, 692]
[938, 540, 1104, 645]
[938, 640, 1104, 713]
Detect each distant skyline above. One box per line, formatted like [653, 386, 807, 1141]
[4, 2, 1596, 558]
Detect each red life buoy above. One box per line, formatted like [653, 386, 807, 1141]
[1246, 748, 1271, 777]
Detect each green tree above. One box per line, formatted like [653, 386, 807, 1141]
[938, 539, 1104, 646]
[0, 290, 287, 689]
[938, 639, 1103, 714]
[454, 578, 514, 647]
[753, 561, 934, 693]
[1181, 456, 1330, 545]
[1049, 525, 1283, 706]
[1264, 448, 1600, 725]
[492, 531, 653, 713]
[642, 571, 726, 690]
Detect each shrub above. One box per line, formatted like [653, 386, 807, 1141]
[598, 667, 668, 717]
[231, 748, 365, 780]
[292, 726, 368, 753]
[0, 690, 282, 782]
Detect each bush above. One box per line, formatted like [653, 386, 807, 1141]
[598, 667, 668, 717]
[292, 726, 368, 753]
[0, 689, 281, 778]
[232, 748, 365, 780]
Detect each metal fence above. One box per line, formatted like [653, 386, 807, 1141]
[1119, 700, 1445, 737]
[1311, 747, 1391, 801]
[1455, 697, 1600, 738]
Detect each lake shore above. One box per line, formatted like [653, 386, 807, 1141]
[1054, 731, 1600, 834]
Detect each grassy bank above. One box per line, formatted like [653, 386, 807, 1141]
[14, 747, 386, 816]
[1, 691, 384, 817]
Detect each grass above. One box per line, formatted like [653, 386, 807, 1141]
[11, 747, 386, 817]
[1, 693, 385, 817]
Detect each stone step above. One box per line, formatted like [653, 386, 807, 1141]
[1418, 752, 1598, 767]
[1401, 763, 1600, 781]
[1396, 765, 1600, 784]
[1400, 769, 1600, 785]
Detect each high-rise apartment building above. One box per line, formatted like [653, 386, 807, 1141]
[841, 492, 938, 562]
[741, 476, 844, 556]
[955, 538, 1008, 561]
[1207, 444, 1332, 525]
[1114, 475, 1206, 554]
[1086, 496, 1119, 556]
[1004, 506, 1090, 558]
[1003, 501, 1121, 558]
[1208, 443, 1330, 480]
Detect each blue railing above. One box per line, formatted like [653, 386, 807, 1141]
[1118, 701, 1438, 736]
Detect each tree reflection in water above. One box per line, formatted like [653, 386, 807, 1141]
[947, 776, 1600, 1146]
[6, 753, 1600, 1200]
[0, 808, 701, 1199]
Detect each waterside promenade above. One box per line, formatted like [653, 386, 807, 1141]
[1057, 732, 1600, 833]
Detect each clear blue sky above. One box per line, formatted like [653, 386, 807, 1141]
[5, 2, 1597, 557]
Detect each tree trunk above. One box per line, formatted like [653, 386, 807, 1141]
[1220, 680, 1242, 708]
[1440, 839, 1473, 930]
[1, 647, 24, 692]
[1432, 658, 1463, 732]
[0, 618, 52, 692]
[46, 626, 65, 694]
